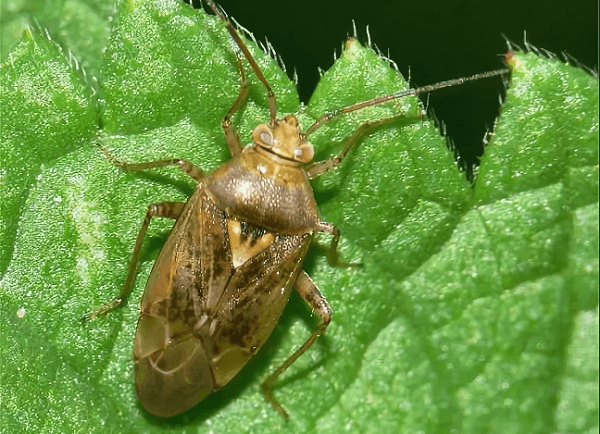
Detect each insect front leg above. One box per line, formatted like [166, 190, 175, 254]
[262, 270, 331, 420]
[305, 116, 400, 179]
[84, 201, 185, 320]
[96, 142, 204, 181]
[222, 54, 250, 157]
[204, 0, 277, 123]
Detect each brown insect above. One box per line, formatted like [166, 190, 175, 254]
[87, 0, 509, 420]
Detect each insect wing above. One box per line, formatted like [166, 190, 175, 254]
[205, 226, 312, 388]
[132, 183, 311, 417]
[133, 183, 233, 417]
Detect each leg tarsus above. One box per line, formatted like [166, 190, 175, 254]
[83, 201, 185, 321]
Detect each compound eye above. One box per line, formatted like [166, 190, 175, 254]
[293, 143, 314, 163]
[252, 124, 274, 148]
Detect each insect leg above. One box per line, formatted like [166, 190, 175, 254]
[84, 201, 185, 321]
[306, 116, 400, 180]
[315, 221, 361, 268]
[96, 142, 204, 181]
[261, 270, 331, 420]
[204, 0, 277, 123]
[222, 54, 250, 157]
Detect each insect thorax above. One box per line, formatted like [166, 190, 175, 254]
[205, 147, 320, 235]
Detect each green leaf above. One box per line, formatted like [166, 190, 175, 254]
[555, 307, 599, 434]
[1, 1, 598, 433]
[1, 0, 114, 80]
[0, 27, 98, 274]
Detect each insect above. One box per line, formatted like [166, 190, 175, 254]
[86, 0, 510, 420]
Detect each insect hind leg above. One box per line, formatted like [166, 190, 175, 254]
[83, 202, 185, 321]
[261, 271, 331, 420]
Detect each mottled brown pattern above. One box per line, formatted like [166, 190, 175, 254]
[133, 180, 312, 416]
[239, 221, 266, 247]
[206, 233, 310, 355]
[134, 183, 234, 415]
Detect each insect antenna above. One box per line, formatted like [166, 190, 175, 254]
[204, 0, 278, 125]
[305, 67, 511, 137]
